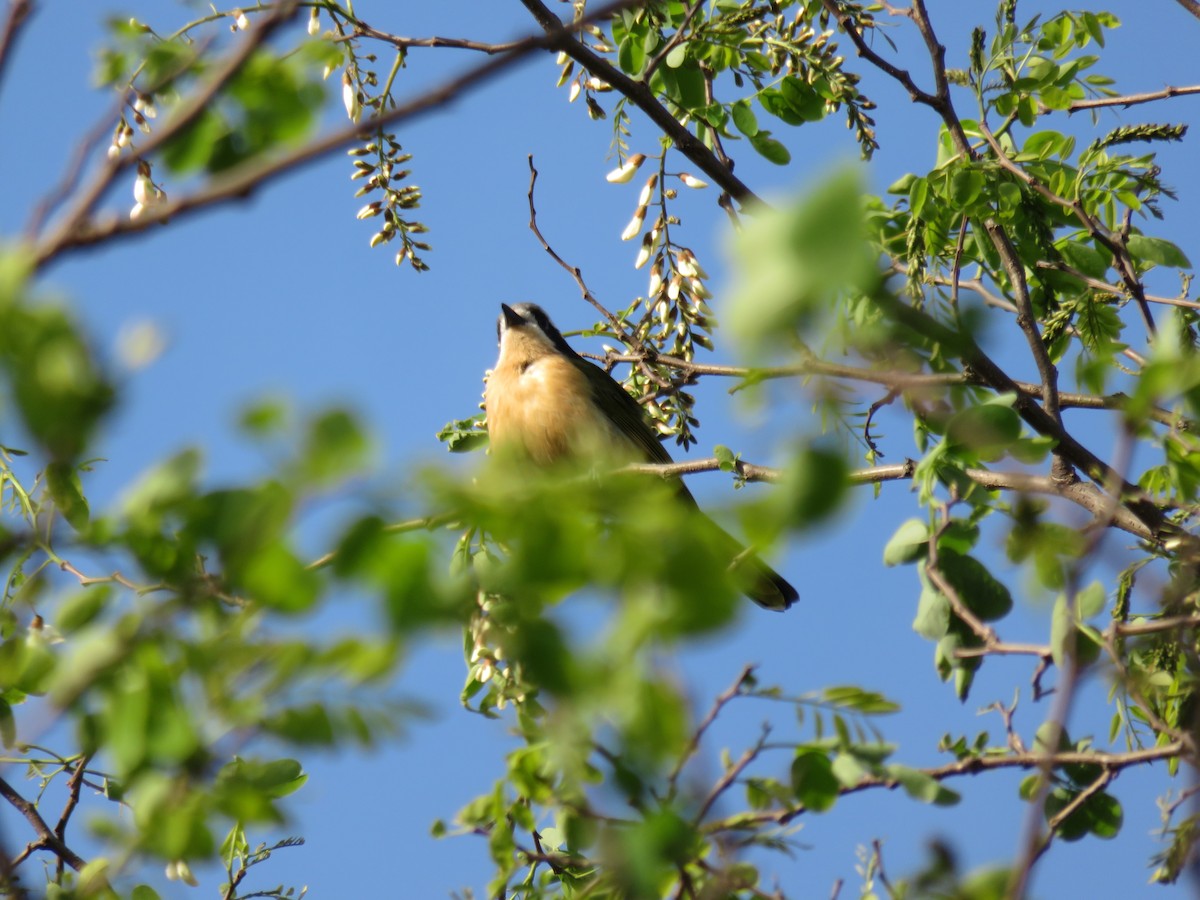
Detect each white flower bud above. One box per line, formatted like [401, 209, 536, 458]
[689, 277, 711, 299]
[676, 252, 696, 278]
[308, 8, 320, 36]
[648, 262, 663, 296]
[555, 51, 569, 65]
[129, 202, 145, 220]
[233, 9, 250, 30]
[356, 202, 382, 219]
[134, 111, 150, 134]
[342, 70, 360, 121]
[585, 76, 612, 92]
[620, 206, 646, 241]
[605, 153, 646, 184]
[107, 143, 121, 160]
[116, 127, 131, 148]
[165, 861, 198, 886]
[133, 175, 152, 206]
[637, 173, 658, 207]
[634, 240, 652, 270]
[667, 274, 683, 300]
[323, 62, 335, 80]
[369, 231, 387, 248]
[679, 172, 709, 189]
[568, 81, 581, 103]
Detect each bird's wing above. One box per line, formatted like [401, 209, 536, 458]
[575, 358, 674, 464]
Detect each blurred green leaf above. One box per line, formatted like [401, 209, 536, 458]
[884, 518, 928, 566]
[790, 750, 838, 812]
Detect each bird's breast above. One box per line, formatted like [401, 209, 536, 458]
[486, 356, 629, 466]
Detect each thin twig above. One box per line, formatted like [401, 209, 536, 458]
[526, 156, 630, 341]
[668, 665, 756, 797]
[719, 741, 1184, 830]
[1064, 83, 1200, 112]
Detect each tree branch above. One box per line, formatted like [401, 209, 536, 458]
[0, 0, 31, 101]
[34, 1, 301, 265]
[518, 0, 761, 206]
[1172, 0, 1200, 22]
[1064, 83, 1200, 112]
[32, 0, 643, 270]
[0, 775, 86, 872]
[717, 741, 1185, 830]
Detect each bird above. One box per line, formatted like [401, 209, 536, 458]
[484, 301, 797, 610]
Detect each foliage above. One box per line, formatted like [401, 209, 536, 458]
[1, 0, 1200, 898]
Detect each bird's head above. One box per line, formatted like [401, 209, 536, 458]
[496, 302, 577, 364]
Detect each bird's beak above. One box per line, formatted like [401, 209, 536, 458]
[500, 303, 524, 329]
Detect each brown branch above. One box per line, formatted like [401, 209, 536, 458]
[0, 0, 31, 100]
[526, 156, 630, 342]
[1035, 260, 1200, 312]
[819, 0, 940, 109]
[1172, 0, 1200, 22]
[869, 285, 1177, 545]
[695, 724, 770, 823]
[1043, 768, 1113, 840]
[595, 349, 1181, 428]
[35, 1, 300, 266]
[0, 775, 86, 872]
[1064, 84, 1200, 112]
[830, 1, 1067, 468]
[1112, 614, 1200, 637]
[717, 741, 1185, 830]
[926, 506, 999, 647]
[52, 754, 93, 874]
[518, 0, 761, 207]
[977, 118, 1156, 340]
[644, 0, 706, 79]
[33, 0, 641, 270]
[345, 26, 528, 54]
[668, 665, 756, 797]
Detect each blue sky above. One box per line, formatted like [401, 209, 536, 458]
[2, 1, 1199, 896]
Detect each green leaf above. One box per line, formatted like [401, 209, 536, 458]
[935, 552, 1013, 621]
[240, 541, 319, 613]
[909, 177, 930, 218]
[790, 750, 838, 812]
[55, 587, 111, 634]
[46, 461, 90, 531]
[731, 100, 758, 137]
[748, 130, 791, 165]
[1126, 235, 1192, 269]
[1087, 792, 1123, 838]
[822, 685, 900, 714]
[618, 36, 646, 75]
[884, 518, 928, 566]
[730, 168, 875, 351]
[665, 41, 689, 68]
[299, 408, 372, 485]
[949, 168, 985, 206]
[887, 764, 960, 805]
[0, 699, 14, 748]
[913, 581, 950, 639]
[945, 404, 1022, 461]
[713, 444, 737, 471]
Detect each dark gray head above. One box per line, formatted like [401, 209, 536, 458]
[497, 303, 577, 358]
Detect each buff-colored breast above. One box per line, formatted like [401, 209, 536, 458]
[486, 352, 628, 466]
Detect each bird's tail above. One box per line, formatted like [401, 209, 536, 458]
[703, 516, 798, 611]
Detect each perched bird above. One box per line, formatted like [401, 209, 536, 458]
[484, 302, 797, 610]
